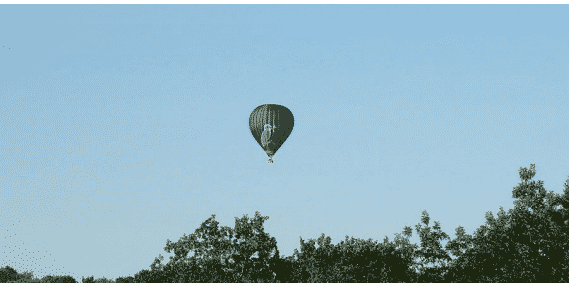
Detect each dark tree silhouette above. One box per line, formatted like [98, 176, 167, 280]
[0, 266, 19, 283]
[289, 233, 416, 282]
[144, 211, 280, 282]
[5, 164, 569, 283]
[445, 164, 569, 282]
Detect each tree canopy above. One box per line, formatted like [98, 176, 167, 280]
[3, 164, 569, 282]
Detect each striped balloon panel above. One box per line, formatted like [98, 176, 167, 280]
[249, 104, 294, 157]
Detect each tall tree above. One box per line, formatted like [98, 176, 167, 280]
[446, 164, 569, 282]
[147, 211, 280, 282]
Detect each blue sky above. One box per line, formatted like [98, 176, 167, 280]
[2, 4, 569, 281]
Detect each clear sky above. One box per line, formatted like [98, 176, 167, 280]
[1, 4, 569, 281]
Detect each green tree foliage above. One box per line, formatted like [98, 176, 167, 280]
[410, 211, 452, 282]
[445, 164, 569, 282]
[38, 275, 76, 283]
[118, 165, 569, 282]
[80, 275, 95, 283]
[133, 268, 165, 283]
[0, 267, 43, 283]
[5, 164, 569, 282]
[144, 211, 280, 282]
[39, 276, 57, 283]
[10, 270, 39, 283]
[81, 275, 115, 283]
[290, 233, 416, 282]
[115, 276, 135, 283]
[0, 266, 19, 283]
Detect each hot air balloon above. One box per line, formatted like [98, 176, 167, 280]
[249, 104, 294, 163]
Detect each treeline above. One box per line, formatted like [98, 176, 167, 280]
[2, 164, 569, 283]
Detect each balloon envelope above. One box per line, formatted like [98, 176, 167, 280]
[249, 104, 294, 162]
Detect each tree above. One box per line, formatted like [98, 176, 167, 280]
[133, 268, 164, 283]
[115, 276, 135, 283]
[410, 211, 452, 282]
[38, 275, 77, 283]
[290, 233, 416, 282]
[0, 266, 19, 283]
[75, 164, 569, 282]
[446, 164, 569, 282]
[271, 255, 296, 283]
[80, 276, 96, 283]
[146, 211, 280, 282]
